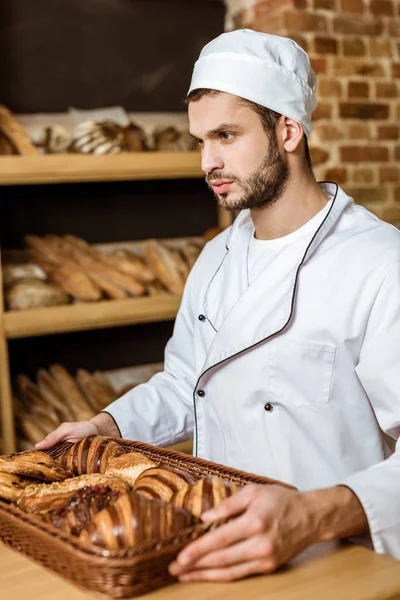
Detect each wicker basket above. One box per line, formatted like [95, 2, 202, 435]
[0, 438, 294, 599]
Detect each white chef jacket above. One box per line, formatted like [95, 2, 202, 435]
[105, 182, 400, 558]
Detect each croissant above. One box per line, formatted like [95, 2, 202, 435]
[133, 466, 195, 508]
[105, 452, 157, 486]
[57, 435, 126, 475]
[17, 473, 130, 514]
[79, 491, 193, 550]
[182, 476, 240, 520]
[0, 451, 73, 483]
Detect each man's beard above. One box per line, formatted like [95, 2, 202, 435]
[206, 134, 289, 212]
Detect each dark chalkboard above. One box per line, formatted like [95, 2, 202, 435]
[0, 0, 225, 112]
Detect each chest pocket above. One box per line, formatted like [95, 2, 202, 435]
[267, 337, 336, 407]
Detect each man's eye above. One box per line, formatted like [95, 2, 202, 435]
[196, 139, 204, 148]
[219, 132, 234, 141]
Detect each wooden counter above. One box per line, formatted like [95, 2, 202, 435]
[1, 541, 400, 600]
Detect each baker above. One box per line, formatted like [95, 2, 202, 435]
[37, 30, 400, 580]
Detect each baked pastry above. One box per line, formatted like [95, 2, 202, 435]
[57, 435, 125, 475]
[70, 120, 125, 155]
[49, 365, 96, 421]
[17, 473, 129, 514]
[133, 466, 195, 507]
[29, 124, 71, 154]
[182, 476, 239, 519]
[142, 240, 185, 295]
[0, 451, 73, 482]
[0, 472, 33, 502]
[0, 105, 38, 155]
[105, 452, 157, 486]
[121, 122, 148, 152]
[79, 491, 193, 550]
[76, 370, 118, 412]
[153, 127, 197, 152]
[5, 277, 69, 311]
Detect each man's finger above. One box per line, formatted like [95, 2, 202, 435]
[177, 557, 274, 582]
[201, 483, 257, 522]
[172, 513, 251, 568]
[171, 535, 273, 574]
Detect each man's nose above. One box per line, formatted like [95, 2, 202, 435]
[201, 143, 224, 174]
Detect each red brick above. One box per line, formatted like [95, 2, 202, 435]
[310, 57, 327, 73]
[392, 64, 400, 78]
[255, 13, 285, 33]
[310, 147, 330, 164]
[313, 0, 336, 8]
[314, 37, 338, 54]
[324, 167, 348, 183]
[377, 125, 399, 140]
[369, 0, 395, 16]
[388, 21, 400, 37]
[333, 15, 383, 35]
[348, 81, 369, 98]
[315, 122, 343, 139]
[340, 0, 364, 11]
[284, 11, 328, 32]
[345, 188, 389, 203]
[340, 146, 389, 162]
[318, 78, 342, 97]
[343, 38, 366, 56]
[352, 168, 375, 184]
[369, 38, 393, 57]
[253, 0, 307, 16]
[287, 34, 309, 52]
[333, 58, 385, 77]
[313, 103, 333, 119]
[380, 166, 400, 183]
[340, 103, 389, 119]
[348, 124, 372, 139]
[376, 82, 398, 98]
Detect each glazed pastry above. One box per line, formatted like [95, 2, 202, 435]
[153, 127, 197, 152]
[70, 120, 125, 155]
[182, 476, 239, 519]
[79, 491, 193, 550]
[17, 473, 129, 514]
[76, 370, 118, 412]
[142, 240, 185, 295]
[133, 466, 196, 507]
[49, 365, 96, 421]
[5, 277, 69, 311]
[0, 472, 33, 502]
[0, 451, 73, 482]
[105, 452, 157, 486]
[57, 435, 126, 475]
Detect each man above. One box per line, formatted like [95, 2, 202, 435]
[37, 30, 400, 580]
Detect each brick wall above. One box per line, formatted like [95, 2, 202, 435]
[225, 0, 400, 224]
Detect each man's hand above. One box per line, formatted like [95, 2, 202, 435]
[35, 412, 120, 450]
[169, 483, 368, 582]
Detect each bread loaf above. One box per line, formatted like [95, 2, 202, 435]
[76, 370, 118, 412]
[79, 491, 193, 550]
[142, 240, 185, 295]
[57, 435, 125, 475]
[133, 466, 195, 507]
[182, 476, 239, 520]
[49, 365, 96, 421]
[0, 451, 73, 482]
[3, 263, 46, 286]
[105, 452, 157, 486]
[5, 278, 69, 311]
[17, 473, 130, 514]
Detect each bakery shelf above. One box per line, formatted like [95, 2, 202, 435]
[0, 151, 203, 185]
[3, 294, 182, 339]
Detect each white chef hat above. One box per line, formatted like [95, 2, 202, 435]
[188, 29, 318, 136]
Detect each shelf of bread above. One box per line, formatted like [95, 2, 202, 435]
[2, 233, 217, 339]
[0, 152, 203, 185]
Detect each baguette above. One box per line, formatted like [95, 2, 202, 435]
[76, 370, 118, 412]
[109, 248, 155, 283]
[142, 240, 185, 295]
[49, 364, 96, 421]
[0, 105, 38, 155]
[16, 375, 60, 426]
[181, 242, 202, 270]
[18, 417, 48, 445]
[36, 369, 75, 422]
[45, 264, 103, 301]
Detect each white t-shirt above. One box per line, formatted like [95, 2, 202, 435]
[247, 198, 333, 285]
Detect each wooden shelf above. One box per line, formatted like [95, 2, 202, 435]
[3, 294, 182, 339]
[0, 152, 203, 185]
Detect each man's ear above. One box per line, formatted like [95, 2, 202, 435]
[277, 117, 304, 153]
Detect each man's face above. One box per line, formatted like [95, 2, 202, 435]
[188, 92, 289, 212]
